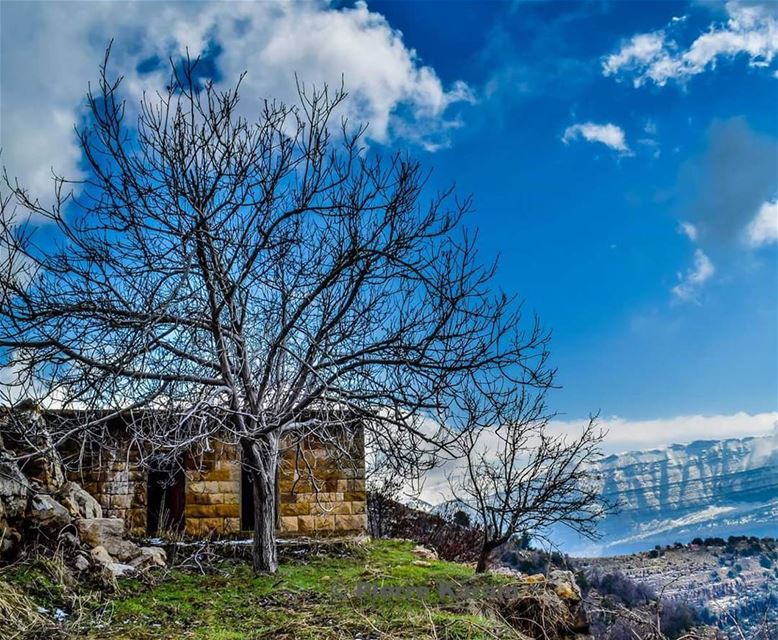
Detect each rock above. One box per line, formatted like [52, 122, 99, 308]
[0, 525, 20, 556]
[24, 455, 66, 491]
[57, 481, 102, 519]
[108, 562, 136, 578]
[0, 457, 28, 558]
[90, 546, 136, 578]
[90, 544, 113, 566]
[77, 518, 141, 562]
[412, 544, 438, 560]
[59, 530, 79, 548]
[549, 570, 582, 601]
[411, 559, 432, 567]
[73, 552, 91, 572]
[130, 546, 166, 570]
[29, 494, 72, 531]
[0, 458, 31, 521]
[523, 573, 546, 584]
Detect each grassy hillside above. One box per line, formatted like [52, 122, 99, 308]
[100, 540, 519, 639]
[5, 539, 589, 639]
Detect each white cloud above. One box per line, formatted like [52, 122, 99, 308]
[671, 248, 715, 301]
[416, 411, 777, 503]
[562, 122, 630, 153]
[603, 2, 778, 87]
[0, 1, 472, 208]
[563, 411, 777, 456]
[745, 199, 778, 247]
[678, 221, 699, 241]
[602, 32, 667, 80]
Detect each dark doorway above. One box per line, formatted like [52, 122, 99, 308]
[240, 464, 255, 532]
[147, 466, 186, 535]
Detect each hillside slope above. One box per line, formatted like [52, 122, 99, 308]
[2, 539, 592, 640]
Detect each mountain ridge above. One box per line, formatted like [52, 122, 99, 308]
[411, 431, 778, 556]
[562, 431, 778, 555]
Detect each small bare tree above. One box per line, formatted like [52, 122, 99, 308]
[449, 386, 607, 573]
[0, 51, 552, 572]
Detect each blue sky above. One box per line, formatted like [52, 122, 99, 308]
[366, 0, 778, 421]
[1, 0, 776, 448]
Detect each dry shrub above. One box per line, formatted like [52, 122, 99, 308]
[0, 580, 50, 639]
[0, 548, 111, 638]
[484, 582, 587, 640]
[367, 494, 483, 562]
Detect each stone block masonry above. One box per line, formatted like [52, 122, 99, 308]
[183, 441, 242, 537]
[276, 429, 367, 537]
[68, 448, 147, 535]
[66, 425, 367, 539]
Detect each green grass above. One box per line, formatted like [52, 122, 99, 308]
[87, 540, 524, 639]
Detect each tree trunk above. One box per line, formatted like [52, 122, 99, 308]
[244, 434, 280, 573]
[475, 543, 493, 573]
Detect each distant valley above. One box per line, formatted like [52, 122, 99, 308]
[576, 536, 778, 638]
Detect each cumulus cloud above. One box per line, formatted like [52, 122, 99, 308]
[745, 199, 778, 247]
[671, 248, 715, 301]
[0, 1, 472, 207]
[562, 122, 630, 153]
[603, 1, 778, 87]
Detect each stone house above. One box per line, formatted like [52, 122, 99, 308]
[56, 414, 368, 539]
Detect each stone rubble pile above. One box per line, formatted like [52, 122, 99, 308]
[0, 434, 165, 578]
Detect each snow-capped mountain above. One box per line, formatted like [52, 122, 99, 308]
[558, 432, 778, 555]
[402, 496, 435, 513]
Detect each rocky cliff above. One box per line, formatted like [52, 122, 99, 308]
[561, 432, 778, 555]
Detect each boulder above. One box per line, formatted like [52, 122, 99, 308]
[90, 544, 136, 578]
[488, 570, 591, 640]
[0, 525, 21, 556]
[549, 570, 582, 601]
[90, 544, 113, 566]
[77, 516, 124, 544]
[29, 494, 72, 531]
[22, 454, 66, 491]
[57, 481, 102, 519]
[107, 562, 136, 578]
[130, 546, 167, 570]
[77, 518, 141, 562]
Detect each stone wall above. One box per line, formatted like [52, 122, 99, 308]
[68, 448, 147, 535]
[182, 442, 241, 537]
[67, 426, 367, 539]
[277, 429, 367, 537]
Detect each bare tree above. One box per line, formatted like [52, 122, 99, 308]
[449, 386, 607, 573]
[0, 51, 552, 572]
